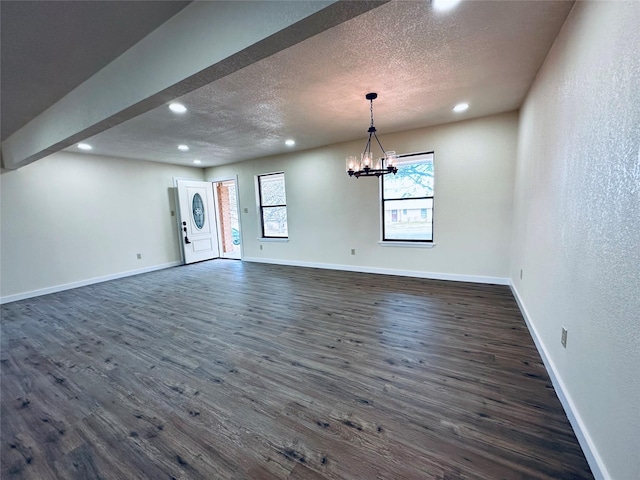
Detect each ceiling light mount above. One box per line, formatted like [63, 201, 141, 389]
[432, 0, 462, 12]
[169, 103, 187, 113]
[453, 102, 469, 112]
[346, 93, 398, 179]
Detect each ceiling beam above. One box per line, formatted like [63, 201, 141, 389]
[1, 1, 389, 170]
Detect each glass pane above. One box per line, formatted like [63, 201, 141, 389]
[259, 173, 286, 206]
[383, 155, 433, 199]
[192, 192, 205, 229]
[216, 180, 241, 255]
[224, 181, 241, 251]
[262, 206, 288, 237]
[384, 198, 433, 241]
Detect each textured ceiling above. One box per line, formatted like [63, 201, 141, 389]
[0, 0, 191, 140]
[6, 1, 575, 168]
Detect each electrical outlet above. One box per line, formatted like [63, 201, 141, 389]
[171, 210, 175, 217]
[136, 253, 142, 259]
[520, 269, 523, 280]
[243, 207, 249, 213]
[561, 327, 567, 348]
[260, 245, 263, 250]
[351, 248, 356, 255]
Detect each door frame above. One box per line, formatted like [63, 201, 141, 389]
[207, 175, 243, 260]
[173, 177, 194, 264]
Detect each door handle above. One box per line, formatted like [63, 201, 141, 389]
[183, 226, 191, 244]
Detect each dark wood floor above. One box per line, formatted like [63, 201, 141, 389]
[1, 260, 593, 479]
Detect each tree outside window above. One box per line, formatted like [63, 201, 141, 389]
[381, 152, 434, 241]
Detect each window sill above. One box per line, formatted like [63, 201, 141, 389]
[259, 237, 289, 243]
[378, 241, 436, 248]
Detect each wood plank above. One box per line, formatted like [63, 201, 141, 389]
[0, 260, 593, 479]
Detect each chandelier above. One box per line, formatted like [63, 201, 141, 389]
[346, 92, 398, 178]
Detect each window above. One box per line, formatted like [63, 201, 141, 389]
[257, 172, 288, 238]
[381, 152, 434, 242]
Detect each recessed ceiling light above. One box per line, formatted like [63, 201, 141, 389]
[169, 103, 187, 113]
[285, 139, 295, 146]
[193, 159, 202, 165]
[432, 0, 462, 12]
[453, 102, 469, 112]
[77, 143, 93, 150]
[178, 144, 189, 151]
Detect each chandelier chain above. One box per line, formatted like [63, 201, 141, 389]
[370, 99, 375, 128]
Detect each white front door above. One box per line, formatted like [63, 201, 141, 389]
[177, 180, 219, 264]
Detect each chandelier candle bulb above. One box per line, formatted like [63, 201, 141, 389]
[362, 152, 372, 168]
[385, 151, 397, 168]
[346, 156, 357, 173]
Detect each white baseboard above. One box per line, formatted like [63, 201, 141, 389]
[509, 283, 608, 480]
[242, 256, 509, 285]
[0, 261, 182, 305]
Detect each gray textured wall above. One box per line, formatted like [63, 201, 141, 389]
[510, 2, 640, 479]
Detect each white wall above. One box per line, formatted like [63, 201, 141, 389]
[0, 112, 517, 300]
[0, 152, 203, 300]
[510, 2, 640, 479]
[206, 111, 518, 283]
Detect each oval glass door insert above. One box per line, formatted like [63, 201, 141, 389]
[192, 193, 205, 229]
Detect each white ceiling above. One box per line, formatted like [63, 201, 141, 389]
[3, 1, 574, 168]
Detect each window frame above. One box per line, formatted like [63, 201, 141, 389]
[380, 151, 434, 243]
[257, 172, 288, 239]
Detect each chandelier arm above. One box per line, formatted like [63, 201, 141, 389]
[372, 132, 386, 158]
[362, 133, 373, 159]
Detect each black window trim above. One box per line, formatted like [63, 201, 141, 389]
[381, 151, 434, 243]
[257, 172, 288, 239]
